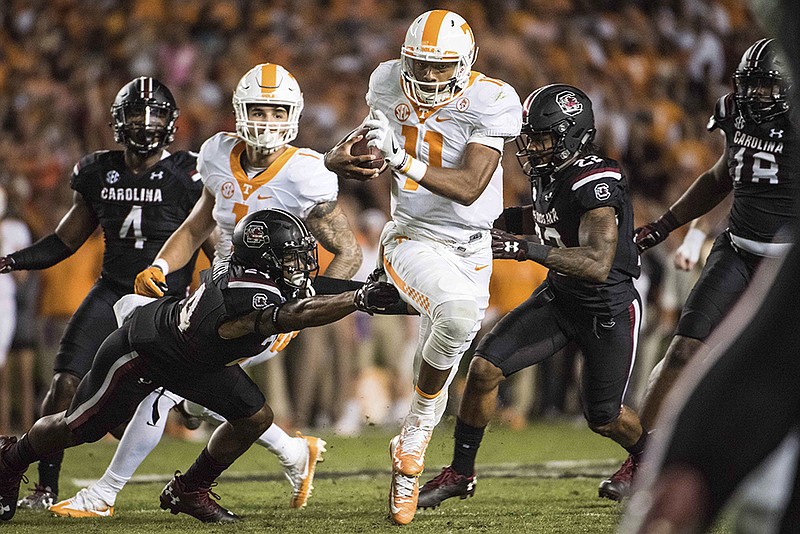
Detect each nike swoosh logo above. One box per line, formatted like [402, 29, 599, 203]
[474, 264, 489, 271]
[435, 115, 452, 122]
[390, 138, 398, 154]
[257, 194, 272, 200]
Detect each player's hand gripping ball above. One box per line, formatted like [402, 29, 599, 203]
[349, 127, 386, 171]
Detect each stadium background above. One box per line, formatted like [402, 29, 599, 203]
[0, 0, 762, 438]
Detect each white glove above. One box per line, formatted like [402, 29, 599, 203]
[673, 228, 707, 271]
[364, 109, 407, 169]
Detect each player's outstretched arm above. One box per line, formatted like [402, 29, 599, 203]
[135, 188, 216, 296]
[492, 206, 618, 283]
[0, 191, 97, 273]
[635, 155, 730, 252]
[304, 200, 362, 280]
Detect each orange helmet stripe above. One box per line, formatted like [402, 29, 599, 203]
[259, 63, 278, 97]
[421, 10, 448, 48]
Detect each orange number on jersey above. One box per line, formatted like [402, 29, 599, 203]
[233, 202, 249, 223]
[401, 126, 444, 191]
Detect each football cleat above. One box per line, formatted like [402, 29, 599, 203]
[389, 436, 419, 525]
[283, 433, 326, 509]
[49, 488, 114, 518]
[599, 454, 638, 502]
[418, 466, 476, 509]
[159, 472, 240, 523]
[0, 436, 28, 521]
[17, 484, 56, 510]
[392, 414, 434, 476]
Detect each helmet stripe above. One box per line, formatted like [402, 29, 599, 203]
[260, 63, 278, 98]
[421, 10, 448, 48]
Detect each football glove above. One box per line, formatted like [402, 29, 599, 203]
[135, 265, 169, 297]
[0, 255, 14, 274]
[634, 211, 680, 253]
[364, 109, 407, 169]
[490, 229, 528, 261]
[268, 331, 299, 352]
[353, 280, 402, 315]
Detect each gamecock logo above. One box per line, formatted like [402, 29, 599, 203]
[394, 104, 411, 122]
[556, 91, 583, 116]
[243, 221, 269, 248]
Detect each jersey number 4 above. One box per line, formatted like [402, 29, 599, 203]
[178, 283, 206, 333]
[120, 206, 146, 249]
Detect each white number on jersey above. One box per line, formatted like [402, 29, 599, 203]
[733, 147, 779, 184]
[535, 225, 566, 248]
[120, 205, 145, 249]
[178, 283, 206, 333]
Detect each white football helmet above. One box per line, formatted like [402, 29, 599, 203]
[232, 63, 304, 153]
[400, 10, 478, 107]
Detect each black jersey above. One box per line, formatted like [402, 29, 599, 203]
[70, 150, 202, 296]
[710, 93, 798, 243]
[128, 257, 284, 369]
[530, 154, 640, 316]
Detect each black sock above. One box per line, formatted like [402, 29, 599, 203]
[451, 417, 485, 477]
[181, 448, 232, 491]
[3, 434, 40, 473]
[625, 429, 649, 463]
[38, 449, 63, 495]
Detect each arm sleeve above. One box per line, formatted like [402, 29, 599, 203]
[9, 234, 74, 270]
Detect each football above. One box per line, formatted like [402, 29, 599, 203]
[349, 127, 385, 170]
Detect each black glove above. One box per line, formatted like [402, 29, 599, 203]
[354, 280, 402, 315]
[490, 228, 528, 261]
[365, 267, 387, 284]
[0, 256, 14, 274]
[634, 210, 680, 253]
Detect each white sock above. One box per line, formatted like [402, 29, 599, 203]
[91, 469, 127, 506]
[256, 424, 303, 466]
[409, 387, 439, 421]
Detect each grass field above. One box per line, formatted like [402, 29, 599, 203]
[2, 419, 731, 533]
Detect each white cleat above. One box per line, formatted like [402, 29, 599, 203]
[49, 488, 114, 518]
[283, 433, 326, 509]
[393, 414, 434, 476]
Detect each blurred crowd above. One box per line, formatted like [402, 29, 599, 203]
[0, 0, 764, 435]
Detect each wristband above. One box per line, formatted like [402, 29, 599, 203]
[396, 154, 428, 183]
[681, 228, 707, 258]
[152, 258, 170, 276]
[10, 234, 73, 270]
[525, 242, 552, 264]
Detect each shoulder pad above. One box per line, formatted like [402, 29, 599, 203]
[708, 93, 735, 132]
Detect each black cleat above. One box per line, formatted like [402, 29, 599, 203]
[418, 466, 476, 509]
[599, 454, 637, 502]
[159, 472, 240, 523]
[17, 484, 57, 510]
[0, 436, 28, 522]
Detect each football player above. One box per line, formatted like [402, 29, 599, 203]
[0, 209, 400, 523]
[50, 63, 362, 518]
[601, 37, 796, 502]
[417, 84, 648, 511]
[0, 77, 209, 509]
[324, 9, 522, 524]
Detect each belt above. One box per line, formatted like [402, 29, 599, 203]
[728, 231, 792, 258]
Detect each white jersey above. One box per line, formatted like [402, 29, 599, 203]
[367, 60, 522, 243]
[198, 132, 338, 261]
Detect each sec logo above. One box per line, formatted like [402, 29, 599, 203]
[456, 97, 470, 112]
[105, 170, 120, 184]
[221, 181, 235, 199]
[394, 103, 411, 122]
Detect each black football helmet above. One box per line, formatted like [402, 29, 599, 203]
[232, 209, 319, 290]
[111, 77, 179, 156]
[515, 84, 596, 179]
[734, 38, 791, 124]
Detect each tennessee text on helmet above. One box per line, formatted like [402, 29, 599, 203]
[734, 38, 791, 124]
[232, 208, 318, 290]
[111, 77, 179, 156]
[401, 10, 477, 107]
[515, 84, 596, 179]
[233, 63, 304, 153]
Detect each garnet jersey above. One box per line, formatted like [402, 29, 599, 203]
[129, 257, 284, 369]
[198, 133, 338, 262]
[367, 60, 522, 242]
[531, 154, 640, 316]
[71, 150, 202, 296]
[710, 93, 798, 243]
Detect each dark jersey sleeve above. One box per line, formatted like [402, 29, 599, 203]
[221, 267, 284, 321]
[569, 159, 627, 216]
[707, 93, 736, 134]
[70, 151, 111, 200]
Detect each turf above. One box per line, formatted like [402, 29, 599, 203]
[2, 419, 729, 532]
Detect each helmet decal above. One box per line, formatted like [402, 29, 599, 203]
[243, 221, 269, 248]
[556, 91, 583, 116]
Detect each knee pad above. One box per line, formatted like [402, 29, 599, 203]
[422, 299, 480, 371]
